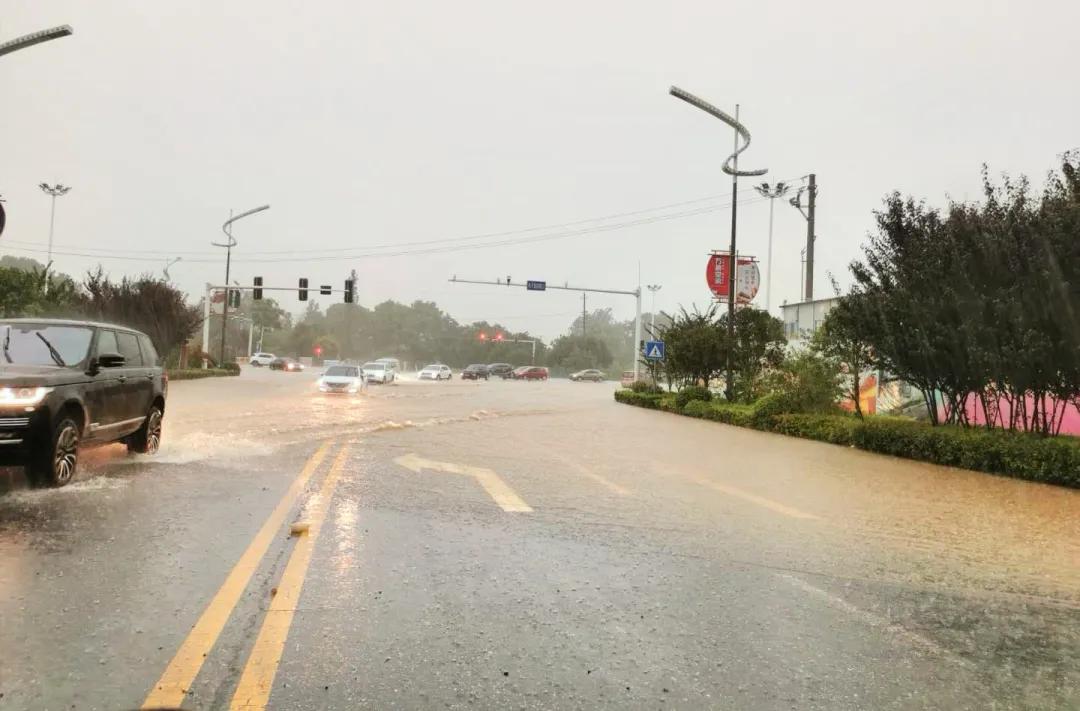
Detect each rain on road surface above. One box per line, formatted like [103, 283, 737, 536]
[1, 368, 1078, 710]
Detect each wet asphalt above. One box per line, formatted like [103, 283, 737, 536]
[0, 368, 1078, 710]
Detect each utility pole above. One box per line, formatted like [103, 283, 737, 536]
[805, 173, 816, 301]
[753, 182, 789, 312]
[582, 293, 587, 337]
[789, 174, 817, 301]
[38, 183, 71, 292]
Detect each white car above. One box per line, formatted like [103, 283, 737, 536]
[317, 364, 364, 395]
[418, 364, 452, 381]
[250, 352, 275, 367]
[362, 361, 395, 384]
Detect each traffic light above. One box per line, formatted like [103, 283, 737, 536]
[314, 345, 323, 358]
[253, 276, 263, 300]
[344, 279, 355, 304]
[494, 332, 504, 342]
[229, 289, 241, 308]
[478, 332, 487, 341]
[298, 278, 308, 301]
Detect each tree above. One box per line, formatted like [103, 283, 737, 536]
[721, 307, 786, 401]
[812, 297, 875, 417]
[0, 266, 77, 318]
[78, 269, 202, 358]
[656, 304, 726, 388]
[548, 335, 612, 372]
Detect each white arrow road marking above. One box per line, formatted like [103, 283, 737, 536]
[394, 453, 533, 512]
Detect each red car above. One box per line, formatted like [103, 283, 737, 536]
[512, 366, 549, 381]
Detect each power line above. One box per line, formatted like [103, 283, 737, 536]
[2, 192, 779, 265]
[0, 180, 802, 261]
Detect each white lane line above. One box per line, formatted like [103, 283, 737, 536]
[776, 573, 974, 669]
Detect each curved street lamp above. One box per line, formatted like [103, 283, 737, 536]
[670, 85, 768, 399]
[212, 204, 269, 365]
[0, 25, 73, 59]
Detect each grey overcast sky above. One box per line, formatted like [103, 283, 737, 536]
[2, 1, 1077, 340]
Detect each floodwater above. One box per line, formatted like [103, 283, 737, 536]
[1, 367, 1077, 709]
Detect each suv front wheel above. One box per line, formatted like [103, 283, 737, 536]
[128, 405, 163, 455]
[29, 416, 80, 487]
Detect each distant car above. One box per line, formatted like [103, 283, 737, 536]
[317, 365, 364, 395]
[249, 352, 275, 367]
[374, 357, 401, 373]
[362, 361, 395, 384]
[270, 357, 304, 372]
[570, 369, 605, 382]
[487, 363, 514, 379]
[461, 364, 489, 381]
[418, 364, 452, 381]
[512, 366, 549, 381]
[620, 370, 636, 386]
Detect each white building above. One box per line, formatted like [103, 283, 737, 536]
[779, 296, 841, 343]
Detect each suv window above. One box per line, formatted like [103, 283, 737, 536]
[0, 323, 93, 368]
[96, 330, 120, 357]
[138, 335, 159, 366]
[117, 332, 143, 367]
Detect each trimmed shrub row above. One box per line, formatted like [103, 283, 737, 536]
[615, 389, 1080, 488]
[167, 368, 241, 381]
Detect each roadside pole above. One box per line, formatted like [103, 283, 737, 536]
[201, 283, 211, 369]
[633, 287, 642, 382]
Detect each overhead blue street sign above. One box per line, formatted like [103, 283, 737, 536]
[644, 340, 665, 360]
[526, 280, 546, 291]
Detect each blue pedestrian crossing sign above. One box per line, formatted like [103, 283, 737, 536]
[644, 340, 665, 361]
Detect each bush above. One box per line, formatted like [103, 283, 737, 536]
[167, 368, 240, 381]
[771, 414, 860, 445]
[630, 380, 663, 394]
[221, 361, 241, 374]
[615, 385, 1080, 488]
[675, 385, 712, 409]
[613, 390, 664, 409]
[852, 418, 1080, 487]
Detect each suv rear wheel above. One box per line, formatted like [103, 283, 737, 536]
[128, 405, 163, 454]
[29, 416, 80, 487]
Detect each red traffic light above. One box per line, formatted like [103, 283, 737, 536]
[314, 345, 323, 356]
[494, 332, 504, 341]
[478, 332, 487, 341]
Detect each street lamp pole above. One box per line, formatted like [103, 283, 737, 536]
[212, 204, 269, 366]
[0, 25, 72, 59]
[646, 284, 662, 330]
[669, 86, 767, 399]
[753, 182, 789, 312]
[38, 183, 71, 292]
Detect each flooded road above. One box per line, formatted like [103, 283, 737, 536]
[1, 367, 1078, 709]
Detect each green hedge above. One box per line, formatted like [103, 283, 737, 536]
[675, 385, 712, 409]
[615, 391, 1080, 488]
[168, 368, 240, 381]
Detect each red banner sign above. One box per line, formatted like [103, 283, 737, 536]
[706, 253, 760, 304]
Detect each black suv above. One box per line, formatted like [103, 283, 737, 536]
[486, 363, 514, 379]
[461, 364, 489, 381]
[0, 319, 167, 487]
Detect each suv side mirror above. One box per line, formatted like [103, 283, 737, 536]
[97, 352, 126, 368]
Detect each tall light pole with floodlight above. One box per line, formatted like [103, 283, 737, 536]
[646, 284, 662, 330]
[753, 182, 789, 312]
[39, 183, 71, 291]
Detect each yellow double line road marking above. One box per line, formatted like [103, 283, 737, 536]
[229, 444, 351, 710]
[143, 440, 334, 709]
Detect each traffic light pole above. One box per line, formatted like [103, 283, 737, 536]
[201, 283, 352, 368]
[449, 276, 643, 380]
